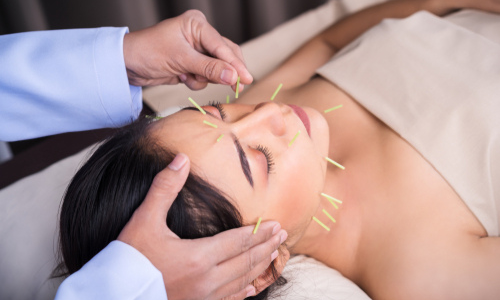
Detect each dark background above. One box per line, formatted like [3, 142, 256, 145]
[0, 0, 326, 43]
[0, 0, 327, 188]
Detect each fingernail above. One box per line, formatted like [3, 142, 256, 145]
[245, 285, 256, 297]
[179, 74, 187, 82]
[272, 223, 281, 235]
[280, 230, 288, 244]
[271, 250, 279, 261]
[168, 153, 188, 171]
[220, 69, 234, 84]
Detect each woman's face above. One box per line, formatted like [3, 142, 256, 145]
[153, 102, 329, 246]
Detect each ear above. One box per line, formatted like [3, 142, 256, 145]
[253, 247, 290, 294]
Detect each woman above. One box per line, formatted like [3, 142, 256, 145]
[56, 0, 500, 299]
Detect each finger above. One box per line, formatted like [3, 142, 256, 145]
[212, 228, 288, 287]
[213, 244, 288, 299]
[133, 153, 190, 224]
[194, 74, 209, 83]
[182, 73, 209, 90]
[221, 37, 253, 85]
[254, 247, 290, 294]
[198, 23, 253, 85]
[231, 82, 244, 93]
[183, 48, 237, 86]
[222, 37, 245, 66]
[200, 221, 280, 264]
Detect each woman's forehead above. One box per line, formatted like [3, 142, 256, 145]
[153, 109, 255, 199]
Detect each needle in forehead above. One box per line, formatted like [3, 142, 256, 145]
[188, 97, 206, 114]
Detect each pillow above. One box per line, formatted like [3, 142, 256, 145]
[0, 146, 92, 300]
[277, 255, 370, 300]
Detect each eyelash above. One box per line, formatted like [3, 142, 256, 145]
[256, 145, 275, 174]
[207, 101, 274, 175]
[208, 101, 226, 120]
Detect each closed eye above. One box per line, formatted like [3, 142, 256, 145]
[256, 145, 275, 174]
[208, 101, 227, 120]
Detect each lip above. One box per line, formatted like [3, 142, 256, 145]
[288, 104, 311, 136]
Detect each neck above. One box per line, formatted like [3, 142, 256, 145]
[290, 153, 364, 282]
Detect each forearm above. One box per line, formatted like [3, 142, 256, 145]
[320, 0, 455, 51]
[0, 28, 142, 141]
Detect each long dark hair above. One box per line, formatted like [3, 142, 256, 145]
[54, 117, 285, 299]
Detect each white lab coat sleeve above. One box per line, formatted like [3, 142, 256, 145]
[55, 240, 167, 300]
[0, 27, 142, 142]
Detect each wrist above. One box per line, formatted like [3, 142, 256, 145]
[122, 32, 142, 85]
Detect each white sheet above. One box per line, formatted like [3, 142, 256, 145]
[317, 10, 500, 236]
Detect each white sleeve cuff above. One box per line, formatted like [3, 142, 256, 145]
[92, 27, 143, 127]
[55, 241, 167, 300]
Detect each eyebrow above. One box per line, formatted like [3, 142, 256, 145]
[181, 106, 254, 188]
[232, 133, 254, 188]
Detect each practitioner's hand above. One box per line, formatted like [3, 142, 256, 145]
[117, 153, 288, 300]
[123, 10, 253, 91]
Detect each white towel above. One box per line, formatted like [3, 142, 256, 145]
[317, 10, 500, 236]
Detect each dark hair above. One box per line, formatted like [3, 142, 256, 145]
[54, 117, 286, 299]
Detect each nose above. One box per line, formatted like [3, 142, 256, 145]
[232, 102, 287, 138]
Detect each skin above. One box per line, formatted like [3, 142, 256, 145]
[151, 1, 500, 299]
[119, 9, 283, 300]
[153, 102, 329, 247]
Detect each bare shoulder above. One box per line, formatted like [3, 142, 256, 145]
[367, 235, 500, 300]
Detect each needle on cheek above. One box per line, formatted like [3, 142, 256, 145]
[325, 157, 345, 170]
[321, 193, 342, 209]
[312, 216, 330, 232]
[270, 83, 283, 101]
[252, 217, 263, 234]
[288, 131, 301, 147]
[324, 105, 343, 113]
[216, 134, 224, 142]
[322, 209, 336, 223]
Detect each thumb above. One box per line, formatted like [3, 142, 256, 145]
[136, 153, 190, 224]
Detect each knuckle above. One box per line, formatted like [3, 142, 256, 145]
[203, 60, 220, 80]
[188, 252, 206, 272]
[151, 171, 175, 191]
[241, 274, 252, 291]
[239, 231, 253, 252]
[246, 251, 257, 273]
[184, 9, 206, 20]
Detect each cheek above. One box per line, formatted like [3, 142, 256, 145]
[266, 154, 323, 235]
